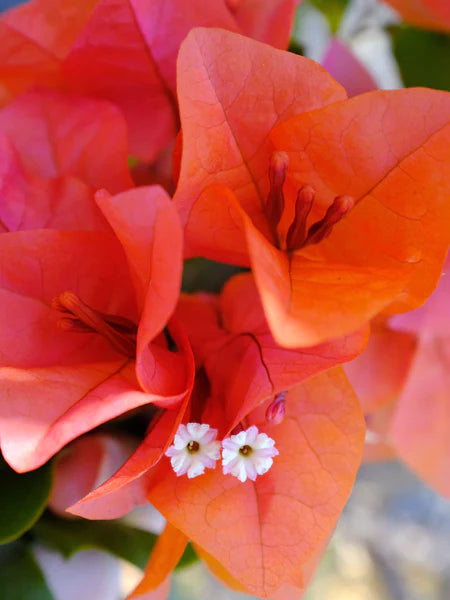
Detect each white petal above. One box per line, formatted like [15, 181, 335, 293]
[244, 425, 259, 445]
[222, 455, 241, 475]
[222, 447, 239, 465]
[187, 457, 206, 478]
[253, 432, 275, 449]
[186, 422, 210, 439]
[252, 456, 274, 476]
[164, 445, 180, 458]
[175, 424, 191, 443]
[201, 427, 219, 445]
[231, 431, 248, 446]
[203, 440, 221, 460]
[235, 461, 249, 483]
[170, 453, 190, 476]
[222, 437, 240, 452]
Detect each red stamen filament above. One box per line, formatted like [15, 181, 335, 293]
[265, 151, 289, 246]
[303, 194, 355, 247]
[265, 152, 355, 253]
[286, 186, 315, 251]
[52, 291, 137, 358]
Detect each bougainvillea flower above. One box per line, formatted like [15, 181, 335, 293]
[147, 367, 365, 597]
[176, 273, 368, 433]
[321, 38, 378, 97]
[175, 28, 450, 348]
[0, 0, 299, 161]
[0, 89, 132, 232]
[69, 273, 365, 595]
[382, 0, 450, 32]
[70, 271, 367, 520]
[0, 185, 193, 472]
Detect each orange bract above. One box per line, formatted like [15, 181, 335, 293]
[347, 254, 450, 497]
[0, 0, 298, 160]
[148, 368, 365, 597]
[0, 186, 192, 472]
[175, 29, 450, 347]
[382, 0, 450, 31]
[127, 522, 188, 599]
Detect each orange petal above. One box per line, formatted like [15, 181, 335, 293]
[70, 394, 190, 520]
[383, 0, 450, 32]
[193, 543, 248, 593]
[226, 0, 298, 49]
[63, 0, 238, 160]
[175, 27, 345, 259]
[0, 89, 132, 193]
[390, 336, 450, 497]
[200, 183, 399, 347]
[127, 522, 188, 598]
[148, 367, 365, 597]
[0, 0, 97, 104]
[272, 89, 450, 316]
[345, 318, 417, 414]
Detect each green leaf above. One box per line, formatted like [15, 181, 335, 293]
[182, 258, 246, 293]
[33, 514, 157, 570]
[176, 543, 198, 570]
[0, 542, 53, 600]
[0, 459, 53, 544]
[391, 26, 450, 91]
[308, 0, 349, 32]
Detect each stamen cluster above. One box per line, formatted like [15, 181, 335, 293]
[266, 151, 355, 252]
[165, 423, 279, 482]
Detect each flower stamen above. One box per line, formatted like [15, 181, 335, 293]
[239, 444, 253, 456]
[187, 440, 200, 453]
[264, 153, 355, 252]
[265, 151, 289, 246]
[52, 291, 137, 358]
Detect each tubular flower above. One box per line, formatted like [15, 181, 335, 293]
[222, 426, 279, 482]
[165, 423, 221, 478]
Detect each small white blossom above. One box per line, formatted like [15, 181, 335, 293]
[221, 425, 279, 482]
[165, 423, 221, 478]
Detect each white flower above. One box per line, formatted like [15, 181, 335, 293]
[221, 425, 279, 482]
[165, 423, 221, 478]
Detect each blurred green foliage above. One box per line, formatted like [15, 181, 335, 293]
[33, 514, 157, 570]
[308, 0, 349, 32]
[0, 542, 53, 600]
[0, 459, 53, 544]
[182, 258, 246, 293]
[391, 26, 450, 91]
